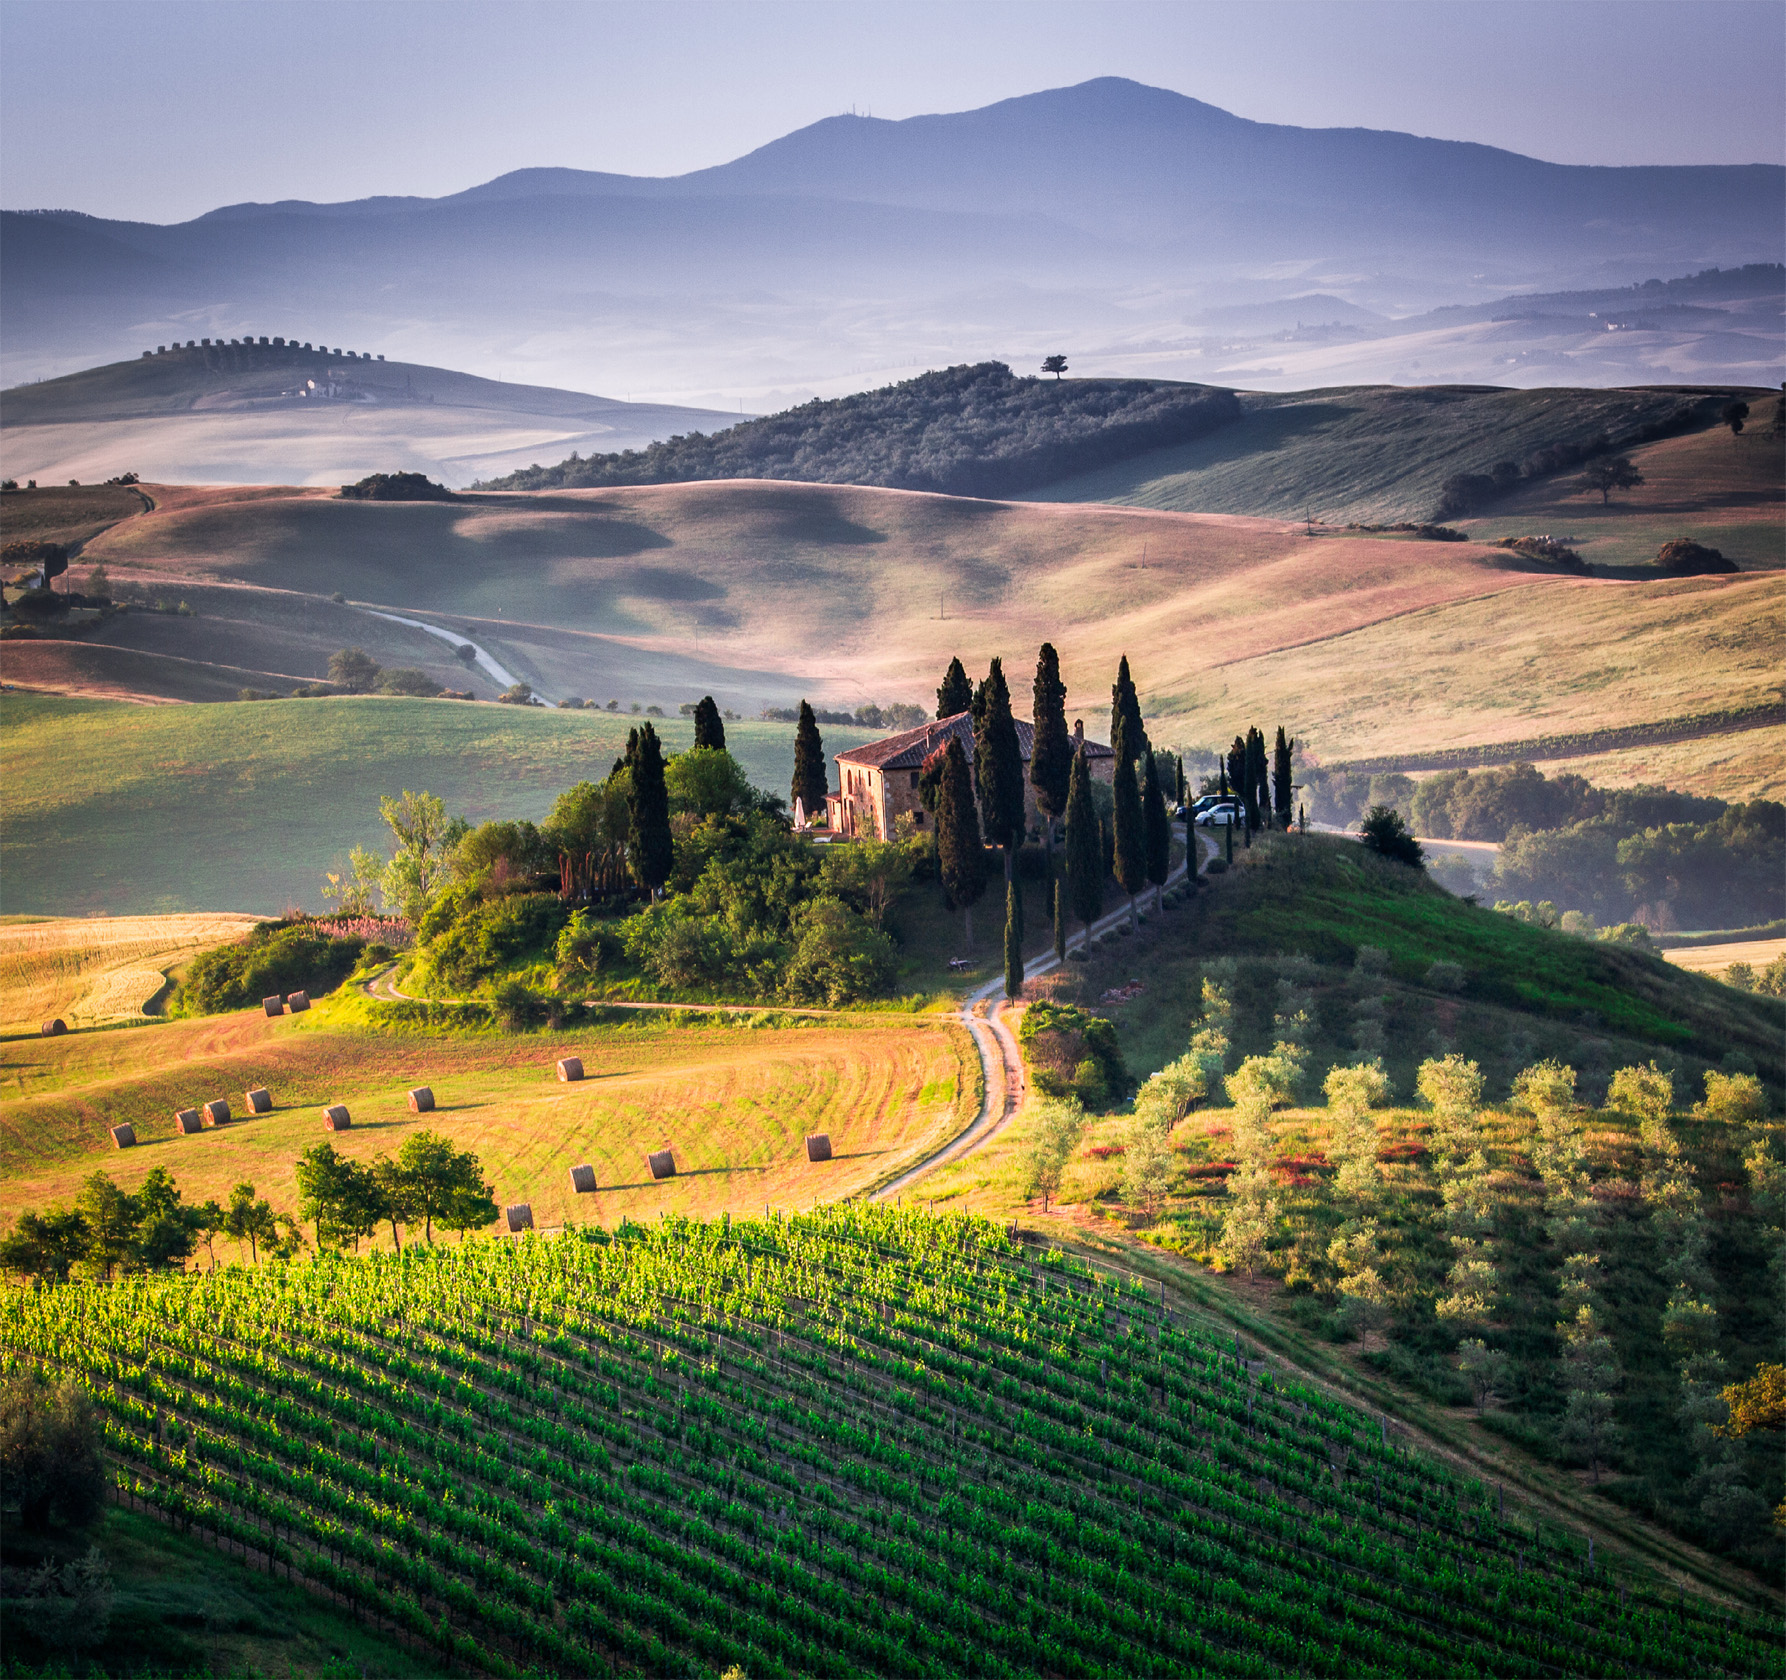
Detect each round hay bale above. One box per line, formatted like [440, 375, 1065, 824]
[805, 1132, 833, 1163]
[202, 1099, 230, 1126]
[555, 1057, 584, 1082]
[285, 991, 310, 1013]
[244, 1087, 273, 1114]
[646, 1148, 677, 1181]
[504, 1203, 535, 1232]
[262, 996, 284, 1017]
[568, 1163, 597, 1194]
[41, 1018, 67, 1037]
[322, 1104, 351, 1130]
[111, 1124, 137, 1148]
[175, 1108, 203, 1135]
[407, 1086, 435, 1113]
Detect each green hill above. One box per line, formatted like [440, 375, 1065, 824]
[3, 1205, 1769, 1677]
[1025, 384, 1759, 524]
[471, 362, 1241, 500]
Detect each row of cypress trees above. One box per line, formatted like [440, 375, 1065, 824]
[1221, 724, 1298, 832]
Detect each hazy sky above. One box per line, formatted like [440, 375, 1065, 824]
[4, 0, 1782, 223]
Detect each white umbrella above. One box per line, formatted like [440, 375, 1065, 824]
[793, 796, 807, 831]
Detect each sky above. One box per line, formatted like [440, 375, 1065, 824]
[3, 0, 1782, 223]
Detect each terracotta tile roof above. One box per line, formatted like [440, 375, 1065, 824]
[834, 710, 1113, 771]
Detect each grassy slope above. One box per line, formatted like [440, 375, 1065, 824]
[1023, 386, 1758, 525]
[0, 995, 975, 1233]
[0, 694, 882, 915]
[2, 1505, 426, 1677]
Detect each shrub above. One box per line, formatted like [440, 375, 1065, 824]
[338, 472, 454, 501]
[1360, 805, 1423, 867]
[555, 910, 623, 980]
[1425, 960, 1466, 992]
[782, 896, 898, 1005]
[1698, 1070, 1767, 1125]
[378, 667, 443, 697]
[1020, 1001, 1129, 1107]
[1, 1372, 109, 1530]
[179, 921, 364, 1013]
[425, 892, 569, 992]
[1654, 539, 1736, 576]
[490, 978, 546, 1032]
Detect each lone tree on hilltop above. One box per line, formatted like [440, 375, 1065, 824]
[791, 700, 828, 822]
[1577, 456, 1644, 505]
[1064, 748, 1102, 947]
[1030, 643, 1072, 857]
[692, 694, 726, 750]
[936, 657, 972, 718]
[974, 659, 1026, 881]
[1360, 804, 1424, 867]
[1041, 354, 1068, 380]
[627, 723, 674, 897]
[1722, 399, 1750, 437]
[934, 736, 987, 948]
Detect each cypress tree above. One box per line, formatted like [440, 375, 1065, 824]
[1142, 749, 1171, 908]
[1029, 642, 1072, 853]
[1251, 727, 1271, 830]
[1174, 755, 1187, 806]
[1111, 720, 1146, 929]
[1226, 735, 1247, 814]
[791, 701, 828, 821]
[626, 723, 673, 898]
[935, 736, 987, 948]
[692, 696, 726, 751]
[1064, 749, 1102, 944]
[936, 657, 972, 719]
[1053, 878, 1067, 962]
[1272, 726, 1296, 829]
[1004, 880, 1023, 1000]
[1110, 655, 1146, 764]
[974, 658, 1026, 880]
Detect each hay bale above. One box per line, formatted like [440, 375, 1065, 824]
[262, 995, 284, 1017]
[805, 1133, 833, 1163]
[646, 1149, 677, 1181]
[504, 1203, 535, 1232]
[285, 991, 310, 1012]
[175, 1108, 202, 1135]
[202, 1099, 230, 1126]
[244, 1087, 273, 1114]
[555, 1057, 584, 1082]
[322, 1104, 351, 1130]
[407, 1086, 435, 1113]
[568, 1163, 597, 1194]
[111, 1124, 136, 1149]
[40, 1018, 67, 1037]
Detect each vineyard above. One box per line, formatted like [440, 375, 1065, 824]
[2, 1207, 1772, 1676]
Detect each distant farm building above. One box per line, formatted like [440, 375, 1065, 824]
[826, 712, 1114, 841]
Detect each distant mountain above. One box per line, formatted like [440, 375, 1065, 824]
[3, 79, 1780, 399]
[0, 343, 740, 488]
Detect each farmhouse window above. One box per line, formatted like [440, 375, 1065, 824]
[913, 811, 924, 826]
[910, 772, 919, 788]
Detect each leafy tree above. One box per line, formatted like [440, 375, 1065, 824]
[1110, 655, 1145, 765]
[1029, 642, 1072, 849]
[1121, 1114, 1175, 1219]
[387, 1132, 493, 1243]
[1041, 354, 1068, 380]
[378, 667, 443, 697]
[692, 694, 726, 750]
[790, 701, 828, 821]
[1271, 726, 1295, 829]
[1697, 1070, 1765, 1125]
[1141, 748, 1170, 906]
[223, 1182, 278, 1263]
[1714, 1363, 1785, 1438]
[974, 659, 1026, 874]
[323, 845, 385, 915]
[0, 1210, 90, 1283]
[295, 1143, 381, 1252]
[1004, 880, 1024, 999]
[936, 657, 972, 719]
[378, 789, 458, 921]
[1577, 456, 1644, 505]
[0, 1373, 107, 1530]
[1557, 1304, 1622, 1482]
[933, 736, 987, 948]
[1324, 1061, 1390, 1207]
[1359, 805, 1423, 866]
[131, 1167, 200, 1272]
[1022, 1096, 1085, 1211]
[328, 646, 382, 693]
[820, 838, 914, 929]
[665, 747, 753, 818]
[1721, 399, 1749, 436]
[1110, 726, 1146, 928]
[1458, 1339, 1512, 1415]
[627, 723, 674, 896]
[784, 896, 898, 1005]
[73, 1174, 137, 1279]
[1064, 748, 1102, 941]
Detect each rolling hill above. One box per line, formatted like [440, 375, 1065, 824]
[0, 342, 739, 489]
[4, 79, 1779, 401]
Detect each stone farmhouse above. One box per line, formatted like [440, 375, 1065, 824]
[826, 711, 1116, 840]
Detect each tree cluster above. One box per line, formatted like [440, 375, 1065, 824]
[471, 364, 1241, 501]
[296, 1132, 496, 1249]
[337, 472, 454, 501]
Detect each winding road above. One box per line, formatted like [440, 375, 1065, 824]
[359, 607, 529, 694]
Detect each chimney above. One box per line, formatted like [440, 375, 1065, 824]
[1072, 718, 1085, 751]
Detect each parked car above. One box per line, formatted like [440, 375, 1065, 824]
[1192, 796, 1242, 826]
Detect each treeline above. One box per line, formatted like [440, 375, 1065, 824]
[470, 363, 1241, 500]
[761, 701, 928, 729]
[1306, 762, 1784, 931]
[0, 1133, 498, 1284]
